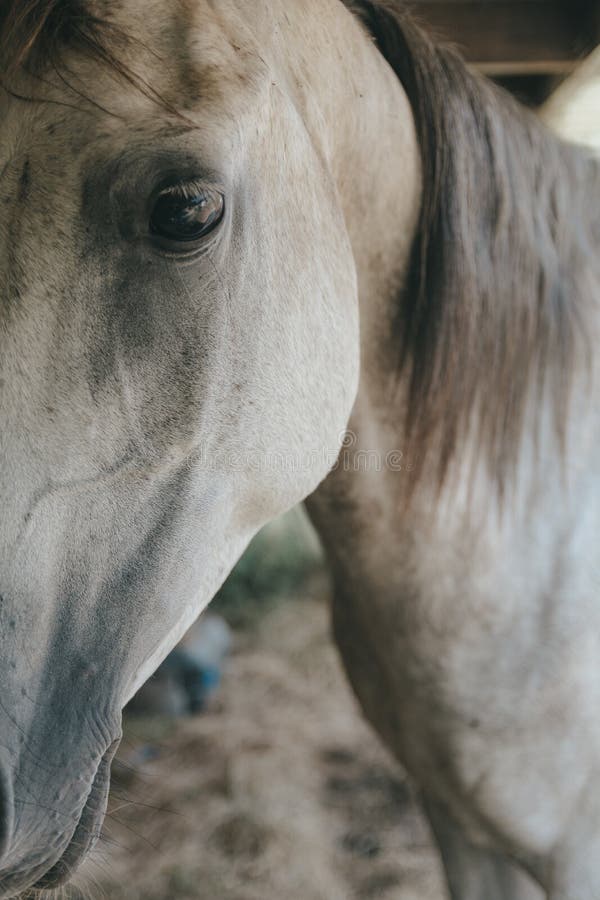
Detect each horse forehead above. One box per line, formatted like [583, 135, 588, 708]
[103, 0, 265, 99]
[0, 0, 265, 154]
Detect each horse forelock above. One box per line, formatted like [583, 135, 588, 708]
[0, 0, 108, 76]
[0, 0, 204, 121]
[347, 0, 600, 498]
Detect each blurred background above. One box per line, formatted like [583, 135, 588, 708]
[407, 0, 599, 106]
[74, 3, 600, 898]
[78, 509, 447, 900]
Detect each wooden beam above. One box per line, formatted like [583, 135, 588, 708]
[413, 1, 597, 76]
[474, 61, 579, 76]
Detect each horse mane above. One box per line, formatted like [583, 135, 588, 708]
[0, 0, 107, 76]
[348, 0, 600, 495]
[0, 0, 179, 115]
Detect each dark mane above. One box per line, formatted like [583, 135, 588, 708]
[348, 0, 600, 494]
[0, 0, 177, 116]
[0, 0, 106, 76]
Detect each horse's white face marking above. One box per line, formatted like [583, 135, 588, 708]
[0, 1, 363, 891]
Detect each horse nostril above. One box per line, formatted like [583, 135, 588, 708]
[0, 761, 14, 862]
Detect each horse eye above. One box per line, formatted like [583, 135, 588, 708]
[150, 183, 225, 245]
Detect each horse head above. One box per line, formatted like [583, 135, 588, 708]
[0, 1, 382, 892]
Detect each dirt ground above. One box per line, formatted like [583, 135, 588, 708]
[75, 579, 446, 900]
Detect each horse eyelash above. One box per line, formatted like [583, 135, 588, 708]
[158, 179, 211, 202]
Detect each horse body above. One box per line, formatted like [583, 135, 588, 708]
[307, 9, 600, 895]
[1, 1, 599, 898]
[309, 399, 600, 897]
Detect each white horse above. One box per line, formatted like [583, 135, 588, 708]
[0, 2, 599, 898]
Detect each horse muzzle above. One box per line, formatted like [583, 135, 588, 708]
[0, 739, 119, 899]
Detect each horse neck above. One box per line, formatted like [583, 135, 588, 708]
[264, 0, 422, 370]
[287, 2, 430, 550]
[324, 20, 423, 377]
[327, 10, 423, 382]
[306, 2, 600, 559]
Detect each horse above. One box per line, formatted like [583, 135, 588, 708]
[0, 1, 599, 897]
